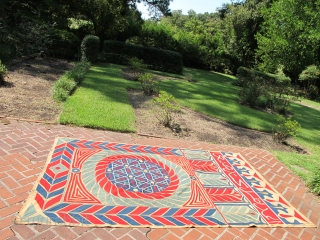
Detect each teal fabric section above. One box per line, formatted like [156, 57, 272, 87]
[20, 204, 49, 224]
[195, 171, 232, 187]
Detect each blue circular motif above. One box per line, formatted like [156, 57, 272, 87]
[105, 158, 170, 194]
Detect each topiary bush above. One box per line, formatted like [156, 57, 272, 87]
[0, 59, 7, 86]
[81, 35, 100, 63]
[104, 40, 183, 74]
[138, 73, 159, 96]
[53, 61, 91, 102]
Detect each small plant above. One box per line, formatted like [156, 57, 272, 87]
[52, 87, 69, 102]
[138, 73, 159, 96]
[308, 166, 320, 195]
[273, 115, 301, 142]
[184, 73, 194, 82]
[0, 59, 7, 86]
[152, 91, 181, 127]
[128, 57, 148, 80]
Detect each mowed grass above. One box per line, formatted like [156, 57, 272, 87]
[301, 98, 320, 109]
[160, 67, 278, 131]
[59, 63, 319, 185]
[59, 63, 138, 132]
[273, 103, 320, 180]
[158, 67, 320, 183]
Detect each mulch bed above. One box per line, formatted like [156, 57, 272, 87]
[0, 57, 73, 121]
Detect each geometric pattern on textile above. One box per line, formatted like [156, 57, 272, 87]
[105, 158, 170, 194]
[16, 138, 315, 228]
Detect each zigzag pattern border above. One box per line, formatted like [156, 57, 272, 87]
[66, 139, 183, 156]
[44, 204, 227, 226]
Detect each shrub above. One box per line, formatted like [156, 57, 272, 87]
[81, 35, 100, 63]
[266, 67, 296, 113]
[273, 115, 301, 142]
[138, 73, 159, 96]
[233, 67, 251, 86]
[236, 66, 283, 86]
[51, 29, 80, 59]
[308, 167, 320, 195]
[53, 61, 90, 102]
[55, 75, 77, 91]
[0, 44, 13, 62]
[0, 60, 7, 86]
[53, 88, 69, 102]
[152, 91, 181, 127]
[128, 57, 148, 80]
[69, 61, 91, 83]
[236, 66, 296, 113]
[238, 75, 267, 108]
[299, 65, 320, 100]
[104, 40, 183, 74]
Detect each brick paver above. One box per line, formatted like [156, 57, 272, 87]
[0, 119, 319, 240]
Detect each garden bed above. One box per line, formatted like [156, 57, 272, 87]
[0, 57, 73, 121]
[129, 89, 307, 154]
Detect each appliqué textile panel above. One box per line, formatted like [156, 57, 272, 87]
[16, 138, 315, 228]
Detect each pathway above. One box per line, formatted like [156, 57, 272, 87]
[0, 119, 319, 240]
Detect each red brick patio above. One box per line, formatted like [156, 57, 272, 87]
[0, 119, 319, 240]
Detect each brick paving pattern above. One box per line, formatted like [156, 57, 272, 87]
[0, 120, 319, 240]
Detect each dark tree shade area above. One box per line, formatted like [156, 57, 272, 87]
[1, 0, 319, 99]
[0, 0, 170, 60]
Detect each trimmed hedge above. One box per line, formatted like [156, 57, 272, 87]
[81, 35, 100, 63]
[104, 40, 183, 74]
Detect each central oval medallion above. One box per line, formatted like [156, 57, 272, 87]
[105, 158, 170, 194]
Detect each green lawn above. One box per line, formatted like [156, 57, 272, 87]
[59, 63, 138, 132]
[160, 67, 278, 131]
[300, 98, 320, 109]
[59, 63, 320, 187]
[159, 67, 320, 183]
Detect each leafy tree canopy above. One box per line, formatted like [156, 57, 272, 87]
[256, 0, 320, 80]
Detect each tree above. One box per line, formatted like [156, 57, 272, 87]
[132, 0, 173, 19]
[0, 0, 149, 59]
[217, 0, 272, 68]
[256, 0, 320, 81]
